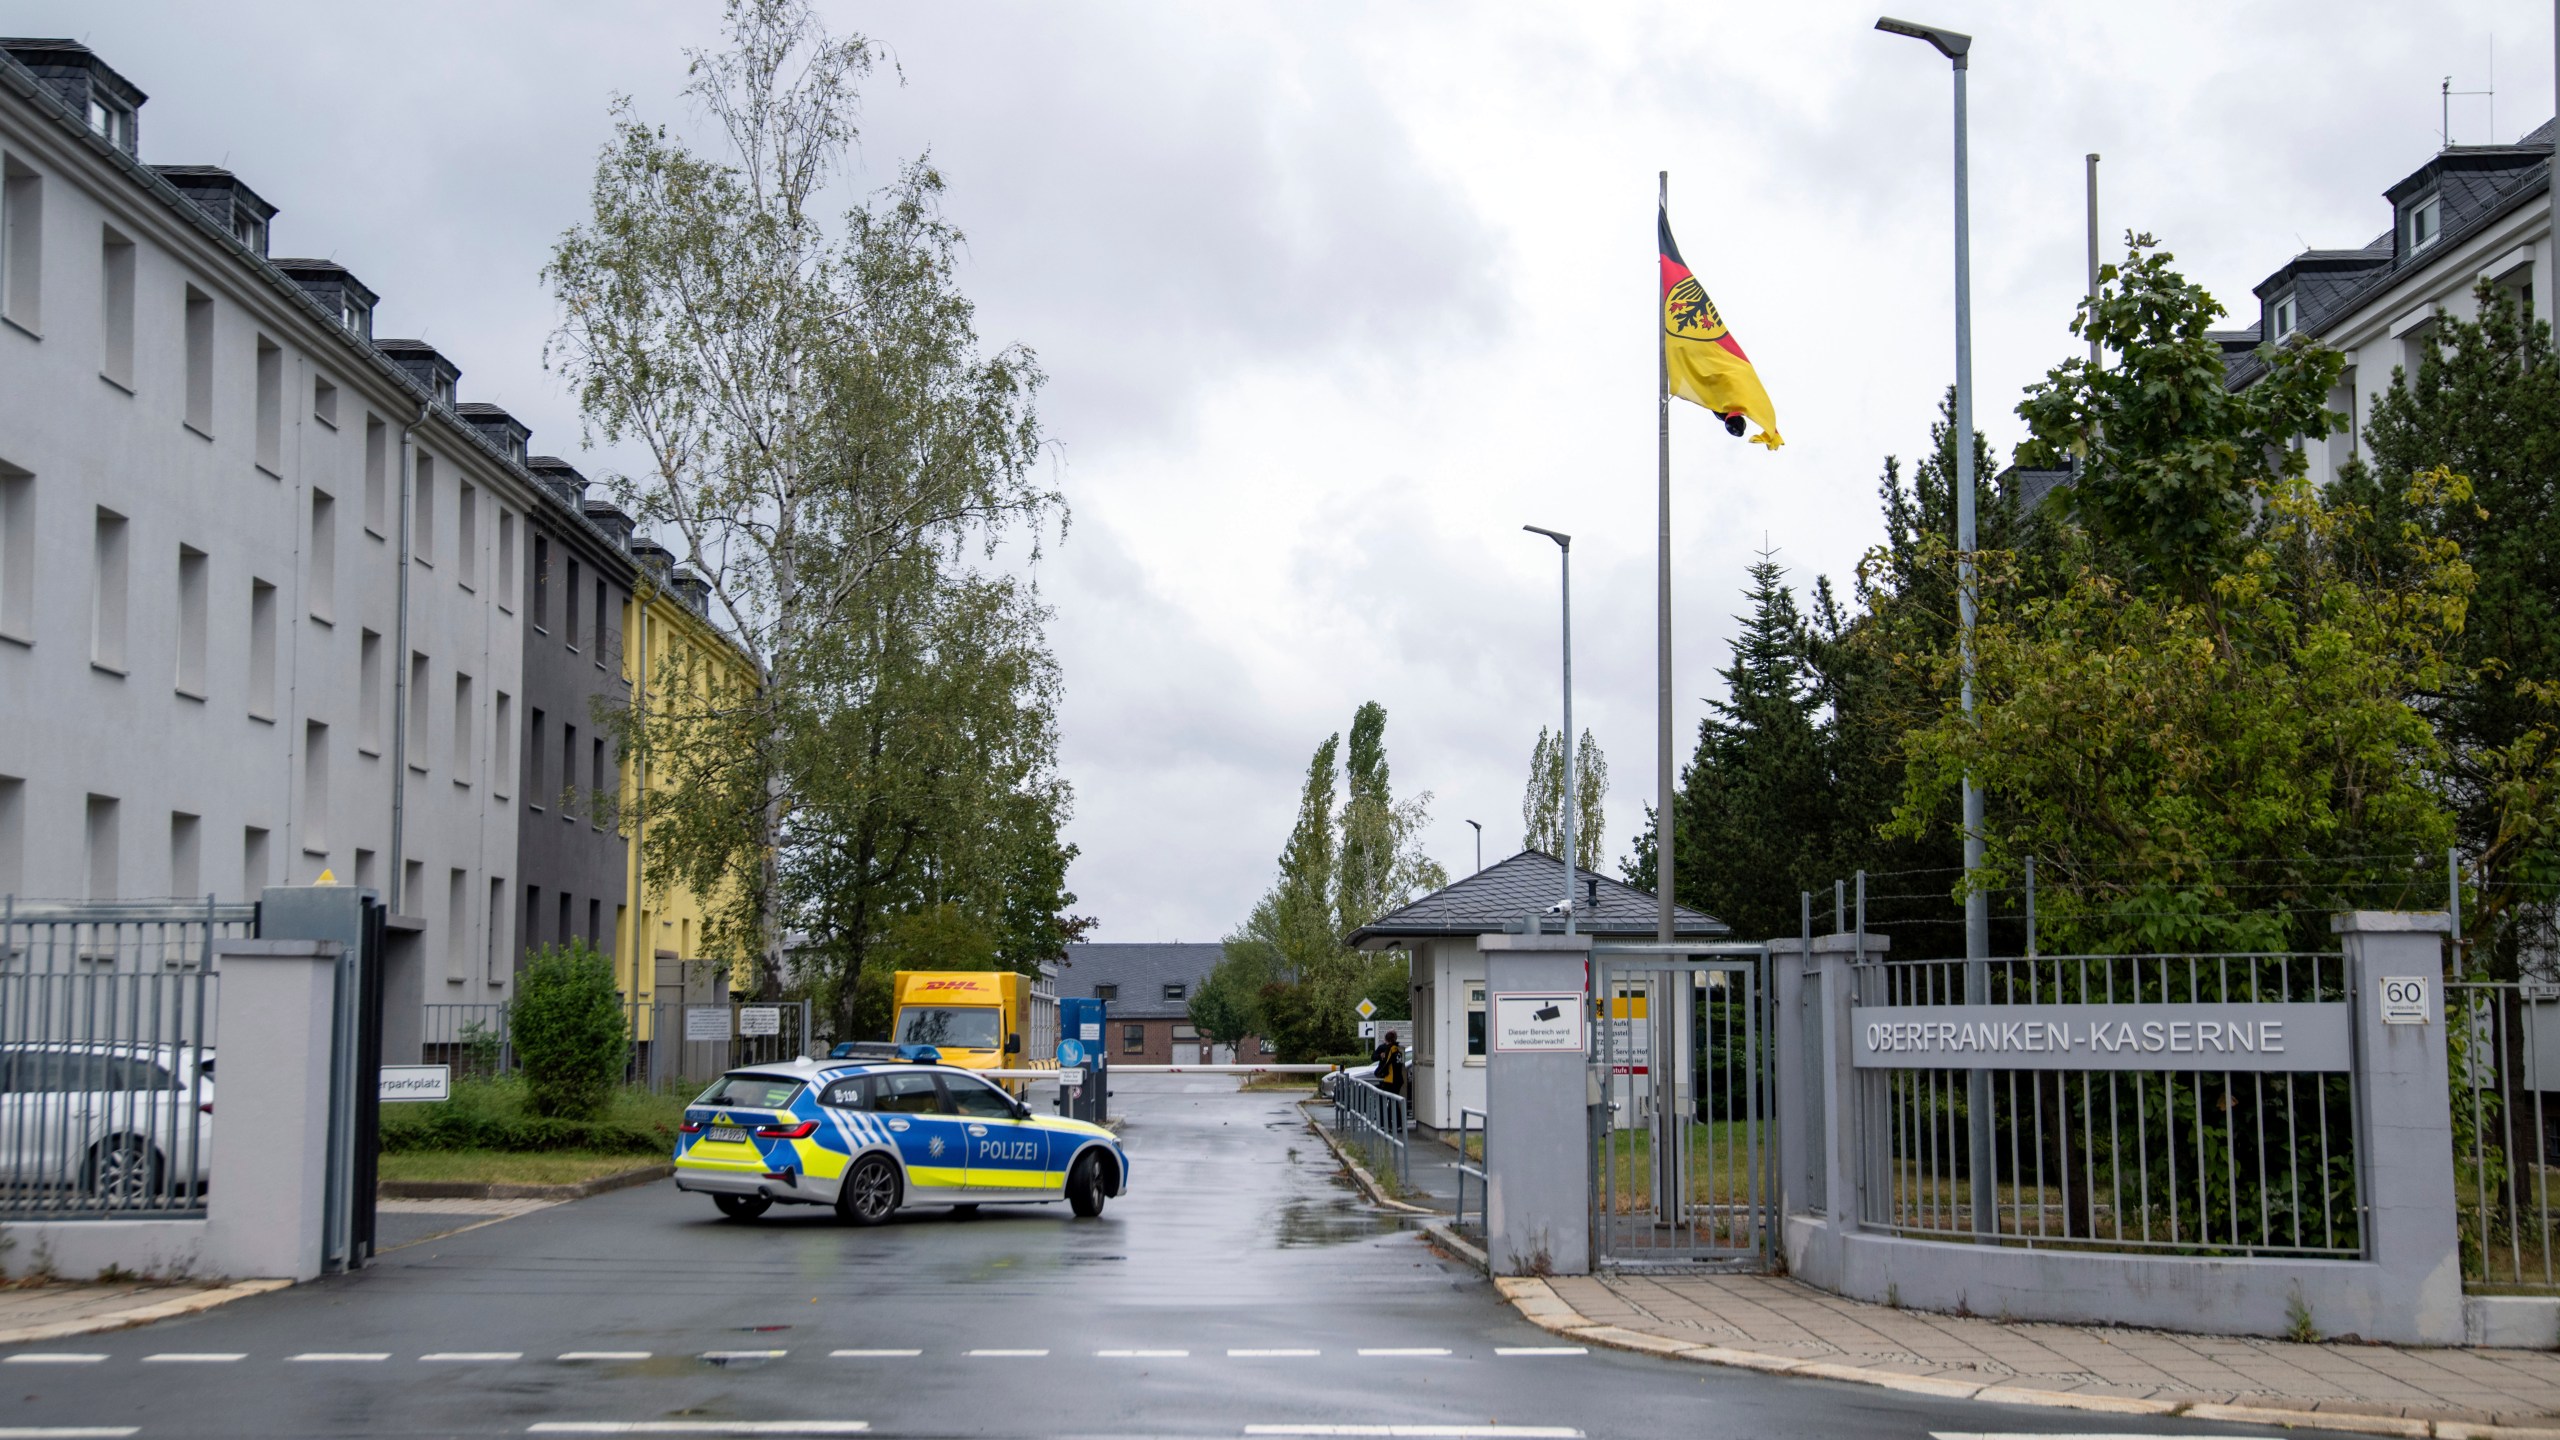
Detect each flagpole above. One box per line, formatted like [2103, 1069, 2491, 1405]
[1656, 170, 1675, 945]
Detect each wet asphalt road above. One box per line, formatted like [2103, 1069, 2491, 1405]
[0, 1076, 2320, 1439]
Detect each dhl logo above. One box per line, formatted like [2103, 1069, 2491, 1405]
[917, 979, 991, 992]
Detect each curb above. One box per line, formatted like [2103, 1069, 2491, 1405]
[378, 1163, 672, 1202]
[1301, 1115, 1439, 1216]
[1489, 1277, 2560, 1440]
[1421, 1219, 1489, 1272]
[0, 1278, 292, 1347]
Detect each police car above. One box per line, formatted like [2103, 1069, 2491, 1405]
[671, 1050, 1129, 1224]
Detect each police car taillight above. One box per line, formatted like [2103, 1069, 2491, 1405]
[680, 1120, 703, 1134]
[754, 1120, 819, 1139]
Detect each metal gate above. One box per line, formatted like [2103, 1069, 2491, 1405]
[1591, 947, 1772, 1267]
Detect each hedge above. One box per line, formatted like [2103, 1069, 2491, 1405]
[378, 1109, 671, 1156]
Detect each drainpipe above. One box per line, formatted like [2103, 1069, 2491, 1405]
[386, 399, 430, 913]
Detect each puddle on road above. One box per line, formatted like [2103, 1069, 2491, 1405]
[1275, 1192, 1406, 1248]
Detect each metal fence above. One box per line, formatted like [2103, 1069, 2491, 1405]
[1853, 951, 2361, 1258]
[1453, 1106, 1486, 1235]
[421, 998, 814, 1092]
[1590, 952, 1771, 1267]
[1332, 1073, 1410, 1189]
[0, 899, 257, 1217]
[2449, 980, 2560, 1291]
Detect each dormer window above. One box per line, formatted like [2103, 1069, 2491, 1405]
[338, 297, 371, 338]
[231, 211, 266, 256]
[433, 376, 454, 406]
[2271, 293, 2298, 341]
[84, 96, 132, 152]
[2404, 194, 2442, 254]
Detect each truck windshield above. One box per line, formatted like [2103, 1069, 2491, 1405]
[897, 1006, 1002, 1050]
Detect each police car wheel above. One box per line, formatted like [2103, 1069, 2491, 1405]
[837, 1155, 900, 1226]
[1067, 1152, 1106, 1219]
[714, 1193, 772, 1222]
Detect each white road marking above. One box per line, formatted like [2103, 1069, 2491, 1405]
[1354, 1347, 1453, 1357]
[1243, 1428, 1583, 1438]
[558, 1351, 652, 1361]
[1095, 1348, 1188, 1358]
[1932, 1435, 2237, 1440]
[143, 1352, 245, 1363]
[0, 1354, 105, 1365]
[524, 1414, 875, 1424]
[828, 1349, 922, 1358]
[0, 1429, 143, 1438]
[423, 1351, 523, 1361]
[964, 1348, 1047, 1357]
[290, 1352, 391, 1362]
[699, 1350, 788, 1360]
[1494, 1347, 1586, 1356]
[527, 1426, 871, 1436]
[1227, 1348, 1322, 1357]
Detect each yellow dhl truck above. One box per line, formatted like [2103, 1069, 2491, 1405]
[890, 970, 1058, 1091]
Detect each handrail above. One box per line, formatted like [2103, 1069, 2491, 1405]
[1453, 1106, 1486, 1233]
[1332, 1073, 1410, 1189]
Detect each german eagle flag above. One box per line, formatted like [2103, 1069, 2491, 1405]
[1661, 208, 1782, 449]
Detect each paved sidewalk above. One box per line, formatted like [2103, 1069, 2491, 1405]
[0, 1279, 290, 1345]
[1511, 1271, 2560, 1435]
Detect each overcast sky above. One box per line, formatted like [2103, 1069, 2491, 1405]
[14, 1, 2541, 940]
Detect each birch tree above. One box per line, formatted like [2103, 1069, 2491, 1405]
[546, 0, 1059, 992]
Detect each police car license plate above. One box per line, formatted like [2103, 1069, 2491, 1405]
[707, 1125, 751, 1144]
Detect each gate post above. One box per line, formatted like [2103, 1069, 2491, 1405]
[1478, 930, 1593, 1276]
[2335, 911, 2463, 1344]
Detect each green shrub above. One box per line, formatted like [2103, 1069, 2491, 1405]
[510, 941, 629, 1120]
[378, 1076, 681, 1155]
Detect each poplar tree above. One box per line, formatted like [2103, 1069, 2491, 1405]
[1521, 727, 1608, 871]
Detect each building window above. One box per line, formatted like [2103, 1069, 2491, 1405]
[493, 691, 513, 799]
[413, 454, 436, 566]
[308, 490, 336, 624]
[84, 794, 118, 900]
[566, 559, 582, 650]
[90, 507, 127, 674]
[85, 95, 133, 152]
[448, 868, 470, 982]
[489, 877, 510, 984]
[2270, 292, 2297, 341]
[183, 286, 212, 435]
[561, 724, 578, 816]
[457, 482, 478, 589]
[339, 294, 370, 338]
[169, 812, 200, 900]
[532, 535, 549, 629]
[0, 775, 19, 895]
[364, 416, 387, 535]
[301, 722, 329, 856]
[593, 577, 607, 659]
[1163, 982, 1186, 1001]
[2, 156, 41, 335]
[588, 898, 602, 948]
[175, 544, 207, 697]
[497, 511, 516, 612]
[591, 737, 607, 826]
[248, 578, 277, 720]
[253, 336, 281, 473]
[354, 848, 374, 894]
[1466, 984, 1487, 1061]
[230, 208, 265, 256]
[99, 227, 133, 387]
[2405, 193, 2442, 253]
[528, 708, 546, 809]
[407, 652, 430, 772]
[402, 858, 422, 918]
[452, 671, 474, 781]
[313, 373, 337, 428]
[243, 826, 271, 901]
[524, 884, 542, 951]
[557, 891, 572, 950]
[358, 629, 383, 754]
[1259, 1038, 1276, 1055]
[0, 462, 28, 643]
[1122, 1023, 1145, 1055]
[1094, 984, 1118, 1002]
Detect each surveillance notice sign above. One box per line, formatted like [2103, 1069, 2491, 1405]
[1493, 992, 1586, 1053]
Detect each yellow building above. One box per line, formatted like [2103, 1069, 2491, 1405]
[614, 564, 762, 1022]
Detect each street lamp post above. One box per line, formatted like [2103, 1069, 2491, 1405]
[1877, 13, 1994, 1239]
[1524, 526, 1575, 933]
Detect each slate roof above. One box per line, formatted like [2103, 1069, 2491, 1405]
[1346, 850, 1725, 947]
[1058, 942, 1228, 1020]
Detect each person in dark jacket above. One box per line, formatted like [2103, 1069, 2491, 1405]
[1371, 1029, 1407, 1105]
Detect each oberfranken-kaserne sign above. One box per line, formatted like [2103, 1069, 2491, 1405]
[1848, 1002, 2351, 1072]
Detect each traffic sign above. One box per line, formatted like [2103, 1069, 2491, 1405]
[1355, 997, 1378, 1020]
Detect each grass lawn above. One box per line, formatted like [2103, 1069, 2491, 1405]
[380, 1077, 694, 1151]
[377, 1150, 665, 1187]
[1242, 1074, 1318, 1092]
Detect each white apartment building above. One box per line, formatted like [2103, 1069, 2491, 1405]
[0, 39, 529, 1002]
[2223, 120, 2556, 482]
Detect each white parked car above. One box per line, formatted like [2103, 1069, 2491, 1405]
[0, 1043, 215, 1207]
[1317, 1062, 1378, 1100]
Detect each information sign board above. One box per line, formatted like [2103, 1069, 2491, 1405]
[2381, 976, 2430, 1026]
[737, 1006, 782, 1037]
[380, 1064, 450, 1103]
[1492, 992, 1586, 1052]
[685, 1006, 731, 1042]
[1849, 1001, 2352, 1072]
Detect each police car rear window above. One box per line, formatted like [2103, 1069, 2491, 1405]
[817, 1075, 871, 1109]
[694, 1074, 804, 1109]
